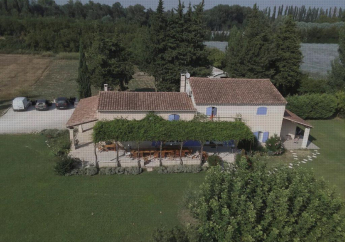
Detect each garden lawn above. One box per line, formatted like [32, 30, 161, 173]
[0, 134, 205, 242]
[304, 119, 345, 200]
[266, 119, 345, 200]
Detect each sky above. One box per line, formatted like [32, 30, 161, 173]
[55, 0, 345, 10]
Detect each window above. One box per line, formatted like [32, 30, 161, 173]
[206, 107, 217, 116]
[168, 114, 180, 121]
[256, 107, 267, 115]
[253, 131, 269, 143]
[258, 132, 263, 142]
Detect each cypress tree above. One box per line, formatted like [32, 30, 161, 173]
[148, 0, 170, 91]
[272, 16, 303, 96]
[77, 41, 91, 99]
[272, 6, 276, 21]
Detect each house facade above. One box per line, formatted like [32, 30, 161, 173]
[66, 73, 314, 151]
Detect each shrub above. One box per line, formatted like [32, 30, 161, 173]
[54, 156, 80, 176]
[157, 165, 202, 174]
[98, 167, 142, 175]
[86, 167, 98, 176]
[286, 94, 338, 119]
[298, 76, 329, 94]
[336, 91, 345, 118]
[265, 134, 285, 155]
[207, 155, 222, 166]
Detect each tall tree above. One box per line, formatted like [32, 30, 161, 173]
[272, 16, 303, 96]
[148, 0, 170, 91]
[329, 27, 345, 90]
[77, 41, 91, 99]
[86, 36, 134, 90]
[225, 4, 276, 79]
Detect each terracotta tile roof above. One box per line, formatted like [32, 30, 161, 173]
[189, 77, 287, 105]
[66, 96, 99, 127]
[284, 109, 313, 128]
[98, 91, 196, 111]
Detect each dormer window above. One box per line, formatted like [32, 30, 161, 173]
[256, 107, 267, 115]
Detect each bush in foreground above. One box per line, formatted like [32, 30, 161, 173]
[187, 157, 345, 241]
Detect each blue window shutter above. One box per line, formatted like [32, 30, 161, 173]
[212, 107, 217, 116]
[206, 107, 212, 116]
[257, 107, 267, 115]
[253, 132, 259, 139]
[262, 132, 269, 142]
[174, 114, 180, 120]
[168, 114, 174, 121]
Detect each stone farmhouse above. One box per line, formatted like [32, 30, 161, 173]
[66, 73, 316, 167]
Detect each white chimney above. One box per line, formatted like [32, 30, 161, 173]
[104, 84, 108, 92]
[180, 73, 186, 93]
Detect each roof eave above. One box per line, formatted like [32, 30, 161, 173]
[283, 117, 313, 128]
[66, 118, 98, 128]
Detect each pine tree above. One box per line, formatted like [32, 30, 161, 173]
[225, 4, 276, 79]
[77, 41, 91, 99]
[272, 16, 303, 96]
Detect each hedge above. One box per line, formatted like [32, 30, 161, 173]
[286, 94, 337, 119]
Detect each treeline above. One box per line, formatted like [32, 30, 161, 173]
[0, 0, 152, 25]
[264, 5, 344, 23]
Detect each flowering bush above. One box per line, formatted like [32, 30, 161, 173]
[265, 134, 285, 155]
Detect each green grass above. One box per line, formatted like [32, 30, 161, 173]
[0, 134, 205, 242]
[266, 119, 345, 199]
[28, 59, 99, 100]
[304, 119, 345, 199]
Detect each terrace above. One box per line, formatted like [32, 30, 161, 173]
[70, 128, 240, 168]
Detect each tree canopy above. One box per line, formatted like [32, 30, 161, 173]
[86, 35, 134, 90]
[153, 156, 345, 242]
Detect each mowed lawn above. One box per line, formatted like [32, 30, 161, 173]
[304, 119, 345, 199]
[266, 119, 345, 199]
[0, 134, 205, 242]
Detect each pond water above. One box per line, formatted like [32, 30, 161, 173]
[204, 41, 339, 77]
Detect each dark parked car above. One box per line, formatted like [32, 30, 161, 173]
[55, 97, 70, 109]
[35, 99, 52, 111]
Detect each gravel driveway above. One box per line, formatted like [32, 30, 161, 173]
[0, 104, 74, 134]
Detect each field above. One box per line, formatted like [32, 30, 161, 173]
[0, 134, 205, 242]
[266, 119, 345, 200]
[204, 41, 339, 78]
[0, 54, 154, 115]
